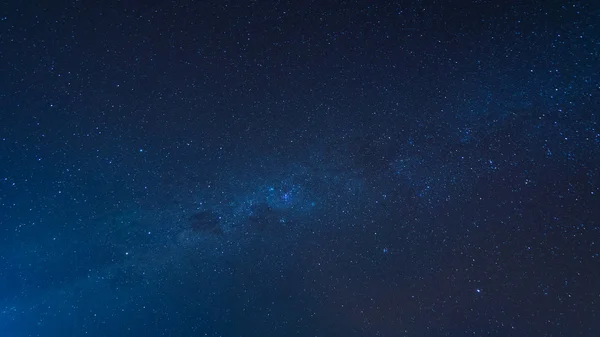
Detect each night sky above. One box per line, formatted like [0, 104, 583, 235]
[1, 1, 599, 336]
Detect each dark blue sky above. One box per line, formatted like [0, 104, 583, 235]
[1, 1, 599, 336]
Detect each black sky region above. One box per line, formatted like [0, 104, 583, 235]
[1, 1, 599, 336]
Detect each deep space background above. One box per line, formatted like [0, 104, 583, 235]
[1, 0, 599, 336]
